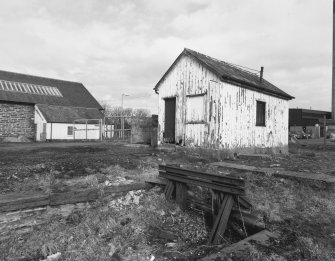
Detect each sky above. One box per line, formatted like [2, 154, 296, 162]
[0, 0, 332, 113]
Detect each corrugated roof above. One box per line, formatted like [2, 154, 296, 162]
[36, 104, 104, 123]
[154, 48, 294, 100]
[0, 70, 103, 109]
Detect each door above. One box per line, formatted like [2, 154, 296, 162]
[164, 98, 176, 143]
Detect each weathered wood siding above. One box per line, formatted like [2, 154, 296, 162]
[157, 55, 289, 153]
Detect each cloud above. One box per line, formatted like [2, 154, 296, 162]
[0, 0, 332, 112]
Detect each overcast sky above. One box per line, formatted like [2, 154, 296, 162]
[0, 0, 332, 113]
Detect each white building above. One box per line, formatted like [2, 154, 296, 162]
[35, 104, 103, 141]
[154, 48, 294, 153]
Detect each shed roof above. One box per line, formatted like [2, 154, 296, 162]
[0, 70, 103, 109]
[154, 48, 294, 100]
[36, 104, 104, 123]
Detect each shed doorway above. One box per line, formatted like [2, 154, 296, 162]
[164, 98, 176, 143]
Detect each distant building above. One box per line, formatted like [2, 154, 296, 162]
[289, 108, 333, 138]
[0, 70, 104, 141]
[154, 48, 294, 153]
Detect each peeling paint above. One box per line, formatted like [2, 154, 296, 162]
[157, 55, 289, 152]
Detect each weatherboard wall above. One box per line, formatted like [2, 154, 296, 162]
[157, 55, 289, 153]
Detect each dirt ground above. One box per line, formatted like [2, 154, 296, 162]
[0, 141, 335, 260]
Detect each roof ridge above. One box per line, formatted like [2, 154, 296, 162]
[153, 48, 293, 100]
[184, 48, 260, 78]
[0, 69, 83, 86]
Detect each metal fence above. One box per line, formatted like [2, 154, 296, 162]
[73, 119, 103, 141]
[104, 116, 132, 142]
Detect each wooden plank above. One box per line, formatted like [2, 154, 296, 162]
[176, 182, 188, 210]
[0, 192, 49, 212]
[164, 180, 175, 201]
[235, 195, 252, 209]
[164, 180, 172, 196]
[50, 188, 99, 206]
[104, 183, 152, 195]
[187, 197, 212, 213]
[230, 209, 265, 234]
[159, 165, 245, 187]
[166, 181, 176, 200]
[160, 171, 245, 193]
[51, 183, 151, 206]
[213, 195, 234, 244]
[208, 196, 229, 243]
[159, 172, 245, 195]
[211, 191, 221, 219]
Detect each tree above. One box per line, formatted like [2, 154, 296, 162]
[100, 101, 151, 118]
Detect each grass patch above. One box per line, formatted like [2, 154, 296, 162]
[1, 187, 211, 261]
[246, 174, 335, 260]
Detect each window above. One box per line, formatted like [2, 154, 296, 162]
[67, 126, 74, 136]
[256, 101, 266, 126]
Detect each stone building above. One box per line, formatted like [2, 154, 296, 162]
[0, 70, 103, 141]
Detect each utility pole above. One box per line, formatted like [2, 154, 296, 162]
[324, 115, 327, 150]
[332, 0, 335, 119]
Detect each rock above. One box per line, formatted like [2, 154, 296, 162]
[120, 217, 131, 226]
[166, 242, 177, 248]
[41, 252, 61, 261]
[108, 243, 118, 257]
[270, 164, 281, 168]
[84, 168, 95, 174]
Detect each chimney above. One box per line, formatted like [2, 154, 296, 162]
[260, 66, 264, 82]
[332, 0, 335, 119]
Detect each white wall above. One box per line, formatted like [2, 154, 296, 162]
[34, 107, 46, 141]
[157, 54, 289, 153]
[46, 123, 101, 140]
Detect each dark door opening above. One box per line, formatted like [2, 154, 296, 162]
[164, 98, 176, 143]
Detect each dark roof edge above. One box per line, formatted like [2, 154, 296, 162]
[0, 69, 83, 85]
[154, 48, 294, 100]
[36, 104, 105, 110]
[0, 99, 35, 106]
[219, 76, 294, 101]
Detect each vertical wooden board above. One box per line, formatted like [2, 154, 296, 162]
[176, 182, 187, 210]
[213, 195, 234, 244]
[164, 180, 171, 195]
[208, 195, 229, 243]
[211, 190, 221, 218]
[165, 181, 176, 201]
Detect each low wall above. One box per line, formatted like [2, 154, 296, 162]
[131, 115, 158, 145]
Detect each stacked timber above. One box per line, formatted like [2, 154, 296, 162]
[159, 165, 264, 244]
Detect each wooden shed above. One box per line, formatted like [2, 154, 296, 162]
[154, 48, 294, 153]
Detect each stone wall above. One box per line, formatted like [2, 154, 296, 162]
[0, 101, 35, 140]
[131, 115, 158, 145]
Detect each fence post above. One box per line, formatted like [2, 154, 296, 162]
[73, 121, 75, 141]
[121, 116, 124, 139]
